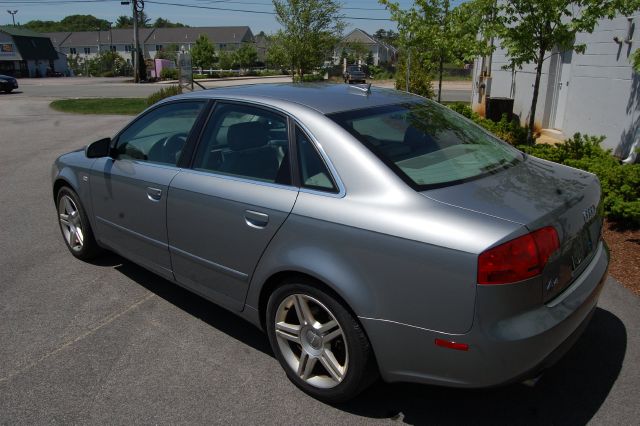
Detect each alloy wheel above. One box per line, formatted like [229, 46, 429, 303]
[274, 294, 348, 389]
[58, 194, 84, 251]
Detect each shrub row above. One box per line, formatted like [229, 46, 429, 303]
[518, 134, 640, 227]
[448, 103, 639, 226]
[448, 102, 528, 145]
[146, 85, 182, 106]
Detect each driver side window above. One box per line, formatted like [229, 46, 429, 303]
[115, 101, 205, 166]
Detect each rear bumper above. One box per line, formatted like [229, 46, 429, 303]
[362, 241, 609, 387]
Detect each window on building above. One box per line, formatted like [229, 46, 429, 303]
[69, 47, 77, 55]
[110, 45, 116, 52]
[155, 44, 163, 52]
[125, 44, 133, 52]
[83, 47, 91, 55]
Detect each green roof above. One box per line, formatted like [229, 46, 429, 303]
[0, 25, 47, 38]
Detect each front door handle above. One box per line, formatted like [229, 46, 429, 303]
[245, 210, 269, 229]
[146, 187, 162, 201]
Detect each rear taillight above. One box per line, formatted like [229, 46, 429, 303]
[478, 226, 559, 285]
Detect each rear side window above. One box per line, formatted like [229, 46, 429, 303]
[192, 103, 291, 185]
[329, 102, 522, 189]
[296, 127, 337, 193]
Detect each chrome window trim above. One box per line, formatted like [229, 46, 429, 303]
[181, 167, 300, 193]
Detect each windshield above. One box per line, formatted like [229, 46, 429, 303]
[328, 102, 523, 189]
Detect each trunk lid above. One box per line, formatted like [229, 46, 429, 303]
[421, 156, 603, 302]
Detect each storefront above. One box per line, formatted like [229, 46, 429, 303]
[0, 26, 60, 77]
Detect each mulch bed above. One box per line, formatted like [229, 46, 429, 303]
[602, 220, 640, 296]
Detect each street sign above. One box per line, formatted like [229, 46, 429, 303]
[178, 49, 193, 91]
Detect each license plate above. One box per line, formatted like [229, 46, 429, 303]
[570, 229, 593, 272]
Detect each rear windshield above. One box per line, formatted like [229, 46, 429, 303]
[328, 102, 523, 189]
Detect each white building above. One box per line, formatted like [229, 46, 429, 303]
[472, 11, 639, 160]
[44, 26, 254, 66]
[334, 28, 397, 66]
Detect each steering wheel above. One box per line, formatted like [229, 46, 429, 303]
[149, 133, 188, 164]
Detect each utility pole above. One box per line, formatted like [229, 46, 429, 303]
[7, 10, 18, 26]
[121, 0, 144, 83]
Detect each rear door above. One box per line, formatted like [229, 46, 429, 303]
[90, 101, 206, 279]
[167, 102, 298, 310]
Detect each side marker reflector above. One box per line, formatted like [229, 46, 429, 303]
[435, 338, 469, 351]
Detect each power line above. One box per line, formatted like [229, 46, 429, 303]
[192, 0, 388, 12]
[144, 0, 393, 21]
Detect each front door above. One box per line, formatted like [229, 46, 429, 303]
[90, 100, 206, 279]
[552, 50, 573, 130]
[167, 102, 298, 310]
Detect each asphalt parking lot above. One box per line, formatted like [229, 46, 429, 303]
[1, 90, 639, 424]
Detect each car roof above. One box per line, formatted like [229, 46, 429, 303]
[175, 83, 420, 115]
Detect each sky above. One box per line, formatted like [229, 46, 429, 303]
[0, 0, 463, 35]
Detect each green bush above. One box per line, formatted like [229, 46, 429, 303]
[293, 74, 325, 83]
[448, 102, 527, 145]
[146, 85, 182, 106]
[518, 133, 640, 227]
[159, 68, 178, 80]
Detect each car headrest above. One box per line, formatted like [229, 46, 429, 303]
[403, 125, 434, 147]
[227, 122, 269, 151]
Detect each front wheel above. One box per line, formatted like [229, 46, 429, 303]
[56, 187, 102, 260]
[266, 281, 377, 403]
[3, 88, 12, 94]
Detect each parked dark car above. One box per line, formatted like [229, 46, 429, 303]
[0, 74, 18, 93]
[343, 65, 367, 84]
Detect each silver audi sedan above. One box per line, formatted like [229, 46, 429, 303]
[52, 84, 609, 402]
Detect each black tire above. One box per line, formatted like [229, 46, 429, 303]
[3, 88, 12, 94]
[56, 186, 102, 260]
[266, 279, 378, 403]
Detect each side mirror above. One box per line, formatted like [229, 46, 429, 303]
[85, 137, 112, 158]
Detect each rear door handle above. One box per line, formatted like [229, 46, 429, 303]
[146, 187, 162, 201]
[244, 210, 269, 229]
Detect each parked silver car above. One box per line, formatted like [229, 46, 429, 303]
[52, 84, 609, 403]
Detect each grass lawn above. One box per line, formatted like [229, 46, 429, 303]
[50, 98, 147, 115]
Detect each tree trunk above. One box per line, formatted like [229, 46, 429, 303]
[437, 52, 444, 103]
[527, 46, 546, 144]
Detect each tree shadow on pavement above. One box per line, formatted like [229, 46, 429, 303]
[338, 307, 626, 425]
[97, 253, 626, 425]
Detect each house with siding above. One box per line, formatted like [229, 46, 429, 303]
[0, 26, 64, 77]
[44, 26, 254, 65]
[334, 28, 397, 65]
[472, 11, 640, 161]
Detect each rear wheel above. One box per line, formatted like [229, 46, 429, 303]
[266, 280, 377, 403]
[56, 187, 102, 260]
[3, 88, 12, 94]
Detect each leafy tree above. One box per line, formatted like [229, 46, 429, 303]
[343, 41, 369, 63]
[382, 0, 491, 102]
[272, 0, 344, 79]
[234, 43, 258, 70]
[489, 0, 640, 143]
[218, 50, 235, 69]
[366, 51, 375, 66]
[632, 49, 640, 73]
[394, 52, 435, 98]
[191, 34, 217, 69]
[373, 29, 399, 45]
[24, 14, 110, 32]
[115, 15, 133, 28]
[155, 44, 179, 62]
[153, 18, 188, 28]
